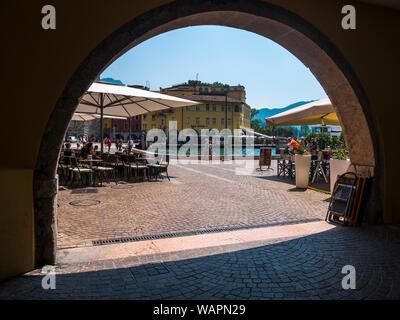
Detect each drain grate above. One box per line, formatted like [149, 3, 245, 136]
[92, 218, 322, 246]
[70, 199, 101, 207]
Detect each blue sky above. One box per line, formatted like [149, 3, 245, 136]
[101, 26, 327, 109]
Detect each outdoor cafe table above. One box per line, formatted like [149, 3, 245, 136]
[78, 159, 103, 186]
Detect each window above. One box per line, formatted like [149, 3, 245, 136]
[228, 104, 232, 112]
[143, 114, 147, 121]
[186, 117, 190, 124]
[235, 105, 240, 112]
[186, 106, 191, 111]
[135, 116, 139, 120]
[196, 117, 200, 125]
[124, 122, 128, 130]
[143, 124, 147, 131]
[205, 88, 209, 93]
[221, 105, 225, 112]
[221, 118, 225, 126]
[152, 114, 156, 121]
[212, 104, 217, 112]
[196, 105, 200, 112]
[161, 119, 164, 125]
[206, 118, 210, 125]
[206, 104, 210, 112]
[135, 124, 139, 130]
[212, 118, 216, 125]
[228, 118, 232, 125]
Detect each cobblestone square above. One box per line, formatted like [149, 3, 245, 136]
[57, 160, 330, 249]
[1, 160, 399, 300]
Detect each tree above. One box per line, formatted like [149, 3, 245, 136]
[251, 119, 262, 132]
[299, 125, 311, 137]
[251, 108, 260, 120]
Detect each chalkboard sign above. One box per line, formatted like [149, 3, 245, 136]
[326, 172, 358, 225]
[259, 147, 272, 170]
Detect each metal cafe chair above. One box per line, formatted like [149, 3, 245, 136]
[277, 149, 288, 177]
[68, 157, 93, 187]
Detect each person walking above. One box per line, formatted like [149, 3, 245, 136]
[105, 137, 112, 153]
[128, 137, 134, 154]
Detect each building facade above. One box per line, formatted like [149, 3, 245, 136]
[141, 81, 251, 134]
[110, 116, 142, 140]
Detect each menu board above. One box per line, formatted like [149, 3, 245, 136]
[259, 147, 272, 168]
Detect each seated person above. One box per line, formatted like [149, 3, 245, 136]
[310, 137, 318, 160]
[81, 143, 93, 159]
[64, 141, 72, 156]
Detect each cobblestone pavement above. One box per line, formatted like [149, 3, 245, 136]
[57, 160, 330, 248]
[1, 224, 400, 299]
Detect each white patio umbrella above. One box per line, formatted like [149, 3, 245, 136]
[75, 81, 199, 152]
[265, 98, 340, 126]
[71, 113, 128, 121]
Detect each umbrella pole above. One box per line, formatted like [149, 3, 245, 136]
[100, 93, 104, 153]
[129, 117, 131, 141]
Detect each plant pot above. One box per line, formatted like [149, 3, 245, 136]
[295, 154, 311, 188]
[330, 158, 351, 192]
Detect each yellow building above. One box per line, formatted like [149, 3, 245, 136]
[141, 81, 251, 133]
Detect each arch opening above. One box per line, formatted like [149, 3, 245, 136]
[34, 0, 382, 267]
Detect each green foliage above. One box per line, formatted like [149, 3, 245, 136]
[299, 125, 311, 137]
[251, 119, 262, 132]
[212, 81, 229, 87]
[251, 108, 260, 120]
[339, 133, 346, 148]
[295, 144, 310, 155]
[332, 148, 348, 160]
[331, 136, 340, 149]
[183, 80, 230, 87]
[316, 133, 331, 150]
[306, 132, 318, 139]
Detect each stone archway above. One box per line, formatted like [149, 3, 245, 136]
[33, 0, 382, 267]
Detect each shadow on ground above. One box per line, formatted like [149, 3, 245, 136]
[1, 225, 399, 300]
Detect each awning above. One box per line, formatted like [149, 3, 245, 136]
[265, 98, 340, 126]
[75, 81, 199, 152]
[76, 81, 199, 118]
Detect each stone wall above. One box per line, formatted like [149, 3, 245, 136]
[66, 119, 101, 140]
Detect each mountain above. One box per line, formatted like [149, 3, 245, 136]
[253, 100, 316, 126]
[100, 77, 124, 85]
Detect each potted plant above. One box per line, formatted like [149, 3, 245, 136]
[329, 148, 350, 193]
[294, 143, 311, 188]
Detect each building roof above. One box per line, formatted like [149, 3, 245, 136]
[175, 94, 243, 104]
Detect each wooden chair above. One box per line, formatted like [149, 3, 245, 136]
[311, 151, 328, 183]
[68, 157, 92, 187]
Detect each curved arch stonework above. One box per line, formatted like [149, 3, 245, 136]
[33, 0, 382, 266]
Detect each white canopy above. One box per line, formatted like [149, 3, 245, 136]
[265, 98, 340, 126]
[76, 82, 199, 118]
[75, 81, 199, 151]
[71, 113, 128, 121]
